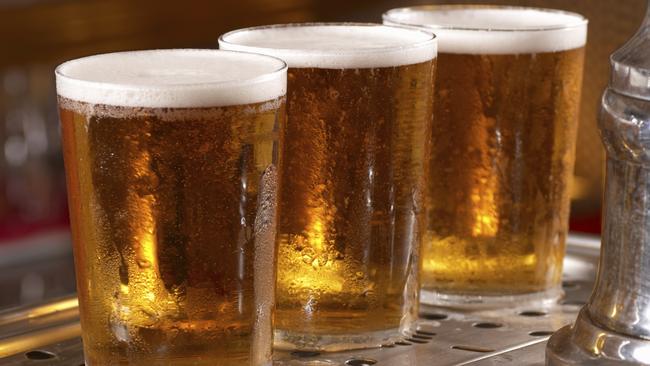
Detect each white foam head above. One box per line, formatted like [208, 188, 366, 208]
[219, 23, 437, 69]
[383, 6, 587, 55]
[55, 49, 287, 108]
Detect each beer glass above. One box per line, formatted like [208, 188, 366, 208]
[56, 49, 287, 365]
[384, 6, 588, 307]
[220, 23, 436, 351]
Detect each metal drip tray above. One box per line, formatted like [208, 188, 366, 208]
[0, 235, 600, 366]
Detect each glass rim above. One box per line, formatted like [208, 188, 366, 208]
[55, 48, 288, 92]
[382, 5, 588, 33]
[218, 22, 437, 57]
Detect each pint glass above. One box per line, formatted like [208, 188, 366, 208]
[56, 50, 287, 365]
[384, 6, 587, 306]
[220, 24, 436, 351]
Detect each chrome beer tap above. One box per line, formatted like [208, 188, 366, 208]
[547, 1, 650, 364]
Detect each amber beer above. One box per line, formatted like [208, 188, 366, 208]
[220, 24, 436, 350]
[384, 7, 588, 305]
[56, 50, 286, 365]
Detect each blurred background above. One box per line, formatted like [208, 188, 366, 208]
[0, 0, 643, 309]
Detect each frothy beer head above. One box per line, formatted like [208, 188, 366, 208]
[383, 6, 587, 54]
[219, 23, 437, 68]
[55, 49, 287, 107]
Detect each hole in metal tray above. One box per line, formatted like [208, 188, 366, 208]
[561, 300, 586, 306]
[394, 341, 412, 346]
[473, 322, 502, 329]
[451, 345, 495, 353]
[411, 334, 434, 340]
[291, 351, 321, 358]
[24, 350, 56, 360]
[415, 329, 437, 336]
[345, 358, 377, 365]
[529, 330, 555, 337]
[519, 310, 547, 317]
[406, 337, 429, 344]
[420, 312, 448, 320]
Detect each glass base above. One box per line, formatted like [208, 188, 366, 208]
[420, 286, 564, 310]
[274, 327, 407, 352]
[546, 307, 650, 365]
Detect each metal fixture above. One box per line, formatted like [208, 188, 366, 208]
[547, 1, 650, 364]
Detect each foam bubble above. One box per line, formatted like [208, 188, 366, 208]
[383, 7, 587, 55]
[55, 49, 287, 108]
[219, 23, 437, 69]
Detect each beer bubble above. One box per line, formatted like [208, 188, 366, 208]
[134, 174, 160, 196]
[302, 247, 315, 257]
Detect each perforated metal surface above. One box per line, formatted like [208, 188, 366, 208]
[0, 235, 599, 366]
